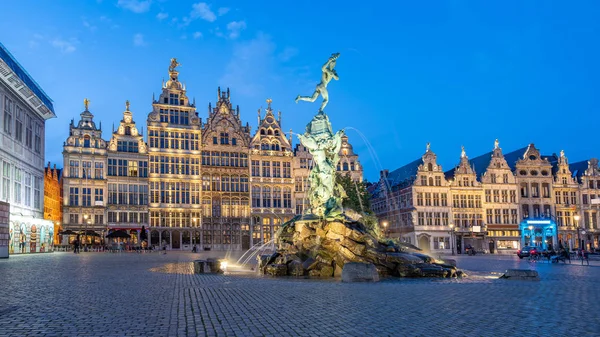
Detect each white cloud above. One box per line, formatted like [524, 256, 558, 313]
[82, 18, 98, 32]
[219, 33, 276, 97]
[226, 20, 246, 39]
[190, 2, 216, 22]
[156, 12, 168, 21]
[193, 31, 203, 39]
[133, 33, 146, 46]
[218, 7, 230, 16]
[51, 38, 78, 53]
[278, 47, 298, 62]
[117, 0, 151, 13]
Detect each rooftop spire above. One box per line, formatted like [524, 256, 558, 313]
[266, 98, 272, 110]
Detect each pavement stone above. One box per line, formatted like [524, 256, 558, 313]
[0, 251, 599, 336]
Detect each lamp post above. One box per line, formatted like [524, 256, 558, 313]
[192, 218, 197, 250]
[574, 214, 581, 249]
[449, 223, 455, 255]
[528, 225, 534, 246]
[82, 214, 88, 251]
[382, 221, 388, 238]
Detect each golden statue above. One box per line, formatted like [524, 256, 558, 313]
[125, 100, 130, 111]
[169, 58, 181, 72]
[83, 98, 90, 111]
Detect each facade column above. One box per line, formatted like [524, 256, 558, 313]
[249, 216, 254, 248]
[158, 230, 162, 250]
[200, 226, 203, 250]
[260, 216, 264, 244]
[180, 231, 183, 251]
[169, 230, 173, 250]
[270, 217, 274, 243]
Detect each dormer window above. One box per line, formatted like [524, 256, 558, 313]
[169, 93, 180, 105]
[125, 126, 131, 135]
[267, 129, 273, 136]
[220, 132, 229, 145]
[83, 135, 90, 148]
[260, 129, 266, 135]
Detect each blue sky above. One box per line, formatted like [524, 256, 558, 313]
[1, 1, 600, 181]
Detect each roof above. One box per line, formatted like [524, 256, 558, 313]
[0, 42, 54, 113]
[569, 160, 589, 182]
[444, 146, 529, 180]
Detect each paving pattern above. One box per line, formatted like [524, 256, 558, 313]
[1, 251, 599, 337]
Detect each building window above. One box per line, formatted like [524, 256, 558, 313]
[13, 167, 21, 204]
[283, 162, 291, 178]
[262, 187, 271, 207]
[69, 160, 80, 178]
[24, 172, 31, 206]
[283, 187, 291, 208]
[503, 174, 509, 183]
[82, 188, 91, 206]
[95, 162, 104, 179]
[3, 97, 12, 135]
[2, 162, 10, 202]
[15, 107, 22, 142]
[25, 115, 33, 149]
[69, 187, 79, 206]
[262, 161, 270, 177]
[34, 122, 42, 154]
[220, 132, 229, 145]
[82, 161, 92, 178]
[95, 188, 103, 203]
[128, 161, 138, 177]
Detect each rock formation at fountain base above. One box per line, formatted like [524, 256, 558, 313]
[258, 214, 465, 279]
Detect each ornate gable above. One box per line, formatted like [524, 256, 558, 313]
[202, 87, 251, 147]
[585, 158, 600, 176]
[417, 143, 442, 173]
[481, 139, 515, 183]
[250, 98, 292, 154]
[108, 101, 148, 154]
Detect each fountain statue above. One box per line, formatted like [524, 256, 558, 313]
[257, 53, 463, 281]
[295, 53, 346, 220]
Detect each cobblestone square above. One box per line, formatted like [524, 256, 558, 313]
[1, 252, 599, 337]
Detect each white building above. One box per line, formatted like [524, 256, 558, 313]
[0, 42, 56, 255]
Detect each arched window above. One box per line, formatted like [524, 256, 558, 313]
[260, 129, 266, 135]
[429, 177, 434, 186]
[275, 130, 280, 136]
[343, 162, 349, 171]
[125, 126, 131, 135]
[427, 163, 433, 171]
[267, 129, 273, 135]
[262, 187, 271, 207]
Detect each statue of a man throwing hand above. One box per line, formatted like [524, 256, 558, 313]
[295, 53, 340, 112]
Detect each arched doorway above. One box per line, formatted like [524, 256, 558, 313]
[150, 230, 160, 246]
[172, 230, 181, 249]
[418, 235, 430, 253]
[161, 231, 171, 248]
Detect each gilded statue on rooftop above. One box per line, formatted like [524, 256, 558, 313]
[169, 58, 180, 73]
[295, 52, 340, 113]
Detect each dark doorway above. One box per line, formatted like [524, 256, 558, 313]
[242, 235, 250, 250]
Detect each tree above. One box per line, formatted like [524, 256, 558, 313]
[336, 173, 372, 214]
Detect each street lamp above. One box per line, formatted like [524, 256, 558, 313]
[382, 221, 388, 238]
[449, 223, 455, 255]
[83, 214, 89, 251]
[192, 218, 197, 251]
[573, 214, 581, 249]
[528, 225, 534, 246]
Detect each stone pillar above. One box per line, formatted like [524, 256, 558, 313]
[260, 216, 264, 243]
[249, 216, 254, 247]
[200, 228, 203, 250]
[180, 231, 183, 251]
[158, 230, 162, 250]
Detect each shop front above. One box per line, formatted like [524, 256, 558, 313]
[520, 219, 558, 251]
[9, 214, 55, 254]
